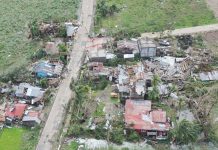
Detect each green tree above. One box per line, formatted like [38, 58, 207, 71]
[126, 130, 140, 143]
[170, 119, 200, 144]
[148, 75, 161, 101]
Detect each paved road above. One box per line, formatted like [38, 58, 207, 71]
[141, 23, 218, 38]
[36, 0, 95, 150]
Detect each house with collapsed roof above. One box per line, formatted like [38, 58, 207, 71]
[116, 39, 139, 59]
[86, 37, 116, 62]
[137, 38, 157, 58]
[15, 83, 45, 104]
[154, 56, 193, 81]
[33, 61, 63, 78]
[124, 100, 170, 139]
[5, 103, 27, 125]
[87, 62, 111, 77]
[114, 63, 154, 101]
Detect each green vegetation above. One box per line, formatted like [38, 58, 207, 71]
[21, 126, 41, 150]
[89, 76, 109, 90]
[64, 141, 79, 150]
[95, 0, 217, 35]
[148, 75, 161, 101]
[169, 120, 200, 145]
[93, 102, 105, 117]
[39, 78, 49, 88]
[0, 128, 24, 150]
[0, 0, 79, 74]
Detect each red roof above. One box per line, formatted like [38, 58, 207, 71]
[125, 100, 170, 131]
[5, 103, 27, 119]
[151, 110, 166, 123]
[27, 111, 40, 117]
[125, 100, 151, 115]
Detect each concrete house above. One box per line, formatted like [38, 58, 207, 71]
[137, 38, 157, 58]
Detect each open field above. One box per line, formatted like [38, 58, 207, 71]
[96, 0, 217, 34]
[0, 0, 79, 74]
[0, 128, 24, 150]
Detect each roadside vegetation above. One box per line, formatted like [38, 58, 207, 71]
[0, 0, 79, 75]
[95, 0, 217, 37]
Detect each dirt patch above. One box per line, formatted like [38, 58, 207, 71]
[206, 0, 218, 18]
[202, 31, 218, 56]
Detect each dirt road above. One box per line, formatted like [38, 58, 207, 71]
[141, 23, 218, 38]
[206, 0, 218, 18]
[36, 0, 95, 150]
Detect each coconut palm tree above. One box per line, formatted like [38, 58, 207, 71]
[148, 75, 161, 101]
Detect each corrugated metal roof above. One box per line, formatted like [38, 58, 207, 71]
[199, 71, 218, 81]
[125, 100, 170, 131]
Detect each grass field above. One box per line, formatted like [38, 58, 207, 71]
[0, 0, 79, 74]
[96, 0, 217, 34]
[0, 128, 24, 150]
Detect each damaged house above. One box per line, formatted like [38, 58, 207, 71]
[124, 100, 170, 140]
[22, 111, 41, 127]
[87, 62, 111, 77]
[15, 83, 45, 104]
[114, 63, 154, 101]
[86, 37, 116, 62]
[154, 56, 193, 81]
[116, 39, 139, 59]
[33, 61, 63, 78]
[5, 103, 27, 125]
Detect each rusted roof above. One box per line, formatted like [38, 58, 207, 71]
[5, 103, 27, 119]
[125, 100, 170, 131]
[151, 110, 167, 123]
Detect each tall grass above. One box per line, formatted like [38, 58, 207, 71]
[0, 0, 79, 74]
[95, 0, 217, 34]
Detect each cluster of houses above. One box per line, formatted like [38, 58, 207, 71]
[0, 60, 64, 129]
[84, 35, 215, 139]
[0, 22, 77, 129]
[0, 83, 44, 128]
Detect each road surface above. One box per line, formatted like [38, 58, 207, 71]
[141, 23, 218, 38]
[36, 0, 95, 149]
[206, 0, 218, 18]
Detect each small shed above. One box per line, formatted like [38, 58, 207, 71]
[137, 38, 157, 57]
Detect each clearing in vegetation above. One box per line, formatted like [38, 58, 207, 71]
[0, 0, 79, 74]
[0, 128, 24, 150]
[95, 0, 217, 35]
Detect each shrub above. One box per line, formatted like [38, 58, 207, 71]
[126, 130, 140, 143]
[39, 78, 48, 88]
[110, 129, 124, 145]
[58, 44, 68, 52]
[57, 25, 67, 38]
[29, 20, 40, 39]
[31, 49, 47, 61]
